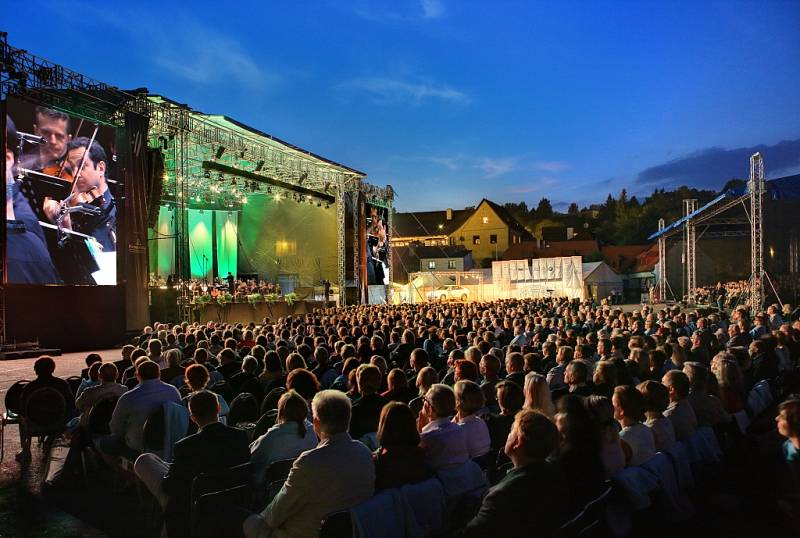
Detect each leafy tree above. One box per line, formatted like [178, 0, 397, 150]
[536, 198, 553, 219]
[567, 202, 579, 215]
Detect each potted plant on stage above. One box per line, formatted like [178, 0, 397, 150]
[247, 293, 264, 322]
[193, 294, 212, 322]
[284, 292, 299, 314]
[216, 292, 233, 322]
[264, 293, 279, 318]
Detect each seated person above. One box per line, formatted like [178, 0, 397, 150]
[98, 360, 181, 459]
[453, 380, 491, 459]
[76, 361, 102, 398]
[374, 401, 432, 491]
[75, 363, 128, 426]
[776, 398, 800, 511]
[80, 353, 103, 380]
[462, 410, 569, 537]
[16, 356, 75, 463]
[565, 359, 595, 397]
[349, 364, 389, 441]
[112, 345, 136, 380]
[159, 349, 185, 386]
[683, 361, 730, 428]
[585, 395, 626, 478]
[381, 368, 416, 403]
[637, 380, 676, 452]
[662, 370, 698, 441]
[134, 390, 250, 537]
[484, 381, 524, 452]
[249, 390, 318, 492]
[613, 385, 656, 466]
[243, 390, 375, 538]
[182, 364, 230, 421]
[417, 384, 469, 471]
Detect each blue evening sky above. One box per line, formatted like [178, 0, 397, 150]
[4, 1, 799, 211]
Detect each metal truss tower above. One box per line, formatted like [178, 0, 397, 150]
[750, 152, 765, 312]
[658, 218, 666, 302]
[683, 199, 697, 304]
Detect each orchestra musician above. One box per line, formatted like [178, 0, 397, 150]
[5, 115, 59, 284]
[61, 137, 117, 252]
[367, 206, 388, 285]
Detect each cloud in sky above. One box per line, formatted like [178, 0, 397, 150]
[338, 76, 470, 106]
[354, 0, 447, 22]
[636, 138, 800, 190]
[476, 156, 521, 178]
[420, 0, 446, 20]
[533, 161, 570, 172]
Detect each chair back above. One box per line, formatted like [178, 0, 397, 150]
[24, 387, 67, 434]
[319, 510, 352, 538]
[557, 486, 613, 538]
[228, 392, 259, 427]
[252, 410, 278, 439]
[87, 396, 120, 435]
[261, 387, 286, 415]
[143, 405, 166, 452]
[265, 458, 295, 484]
[191, 462, 253, 501]
[4, 380, 30, 416]
[65, 376, 83, 397]
[192, 485, 251, 538]
[210, 380, 233, 404]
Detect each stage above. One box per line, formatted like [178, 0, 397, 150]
[192, 300, 326, 324]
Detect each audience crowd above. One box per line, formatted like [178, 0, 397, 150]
[10, 297, 800, 537]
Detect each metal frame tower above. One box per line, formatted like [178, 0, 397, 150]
[749, 152, 765, 312]
[683, 199, 697, 304]
[657, 218, 666, 302]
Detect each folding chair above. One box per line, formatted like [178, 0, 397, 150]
[65, 376, 83, 397]
[319, 510, 352, 538]
[0, 380, 30, 461]
[190, 462, 253, 537]
[557, 486, 613, 538]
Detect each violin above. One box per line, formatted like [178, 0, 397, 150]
[41, 160, 74, 183]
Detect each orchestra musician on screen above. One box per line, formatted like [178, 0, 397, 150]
[367, 205, 388, 285]
[6, 104, 118, 285]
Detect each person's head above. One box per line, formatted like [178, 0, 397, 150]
[66, 137, 108, 193]
[185, 363, 210, 391]
[98, 363, 118, 383]
[32, 356, 56, 378]
[355, 364, 382, 396]
[410, 348, 429, 371]
[454, 380, 485, 418]
[777, 398, 800, 442]
[523, 372, 555, 417]
[136, 360, 160, 381]
[286, 368, 321, 402]
[505, 352, 524, 374]
[264, 350, 283, 374]
[593, 360, 618, 387]
[495, 380, 524, 416]
[636, 380, 670, 417]
[311, 390, 352, 439]
[85, 353, 103, 369]
[584, 395, 618, 441]
[387, 368, 408, 392]
[612, 385, 646, 424]
[424, 384, 456, 420]
[505, 409, 559, 467]
[242, 355, 259, 375]
[682, 361, 709, 393]
[662, 370, 691, 402]
[33, 106, 71, 163]
[286, 353, 306, 372]
[565, 360, 589, 387]
[480, 354, 501, 380]
[165, 348, 182, 368]
[188, 390, 220, 427]
[454, 359, 478, 382]
[416, 366, 439, 396]
[556, 346, 574, 365]
[277, 389, 310, 437]
[377, 402, 420, 449]
[147, 339, 162, 356]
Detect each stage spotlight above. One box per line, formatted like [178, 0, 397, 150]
[298, 171, 308, 184]
[231, 178, 237, 186]
[203, 170, 211, 179]
[242, 197, 248, 204]
[317, 202, 322, 207]
[255, 160, 265, 172]
[215, 146, 226, 159]
[218, 172, 225, 181]
[267, 187, 273, 194]
[250, 181, 258, 192]
[239, 150, 246, 159]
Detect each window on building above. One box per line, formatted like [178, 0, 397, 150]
[490, 234, 498, 244]
[472, 235, 481, 245]
[482, 216, 489, 224]
[428, 260, 436, 270]
[448, 259, 457, 269]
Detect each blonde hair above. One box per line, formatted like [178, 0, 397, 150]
[523, 372, 555, 418]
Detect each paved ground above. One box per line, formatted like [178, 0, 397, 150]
[0, 349, 129, 538]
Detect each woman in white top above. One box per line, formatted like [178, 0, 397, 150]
[453, 380, 491, 458]
[613, 385, 656, 467]
[637, 380, 676, 452]
[249, 389, 319, 491]
[585, 395, 626, 478]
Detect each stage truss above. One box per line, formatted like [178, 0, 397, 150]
[0, 32, 393, 340]
[649, 152, 767, 311]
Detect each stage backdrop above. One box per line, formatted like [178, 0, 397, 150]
[149, 205, 176, 278]
[188, 209, 213, 280]
[215, 210, 238, 279]
[239, 194, 337, 287]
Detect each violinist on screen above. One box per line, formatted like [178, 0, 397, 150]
[61, 137, 117, 252]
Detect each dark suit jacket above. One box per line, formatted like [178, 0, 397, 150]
[504, 372, 526, 388]
[216, 361, 243, 380]
[462, 461, 569, 538]
[162, 422, 250, 526]
[349, 393, 390, 440]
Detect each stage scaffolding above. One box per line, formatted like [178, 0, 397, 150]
[648, 153, 769, 311]
[0, 32, 394, 338]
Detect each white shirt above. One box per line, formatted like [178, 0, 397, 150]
[455, 414, 491, 458]
[250, 420, 319, 489]
[420, 417, 469, 471]
[620, 423, 656, 467]
[645, 416, 676, 452]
